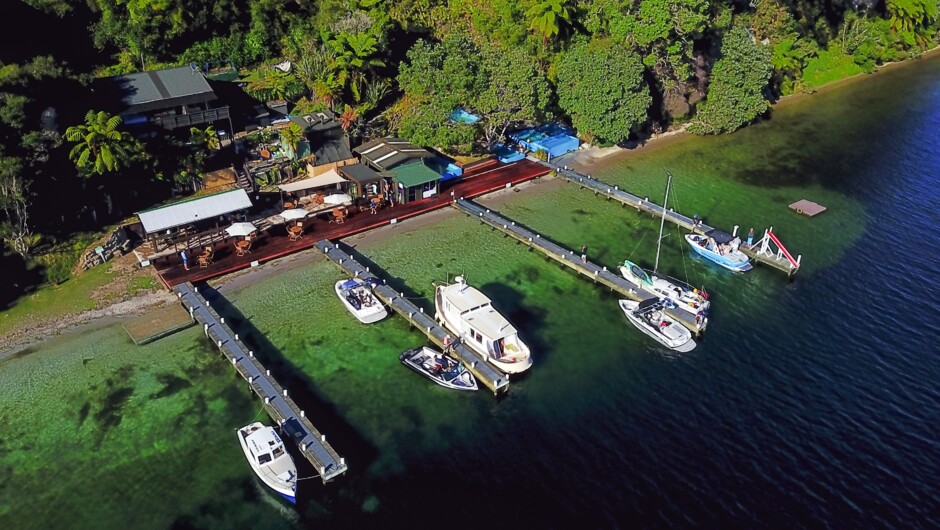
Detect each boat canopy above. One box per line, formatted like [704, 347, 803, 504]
[706, 229, 735, 244]
[340, 279, 360, 290]
[635, 298, 662, 314]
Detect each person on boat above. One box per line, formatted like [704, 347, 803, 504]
[443, 334, 454, 354]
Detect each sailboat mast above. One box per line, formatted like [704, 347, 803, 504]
[654, 172, 672, 273]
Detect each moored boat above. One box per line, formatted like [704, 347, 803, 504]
[434, 276, 533, 374]
[619, 299, 696, 352]
[399, 346, 478, 391]
[685, 230, 752, 272]
[334, 278, 388, 323]
[619, 259, 710, 316]
[236, 422, 298, 504]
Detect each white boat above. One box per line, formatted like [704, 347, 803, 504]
[236, 422, 298, 504]
[619, 299, 696, 352]
[434, 276, 533, 374]
[399, 346, 478, 391]
[620, 259, 710, 316]
[685, 230, 752, 272]
[334, 278, 388, 324]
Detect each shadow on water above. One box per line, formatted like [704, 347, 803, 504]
[196, 283, 378, 518]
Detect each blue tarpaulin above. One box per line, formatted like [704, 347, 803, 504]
[450, 109, 480, 124]
[509, 123, 580, 158]
[492, 142, 525, 163]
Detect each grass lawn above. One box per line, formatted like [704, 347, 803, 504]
[802, 47, 866, 90]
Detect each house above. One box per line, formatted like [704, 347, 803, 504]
[353, 137, 444, 205]
[98, 66, 232, 135]
[353, 137, 434, 172]
[290, 111, 357, 176]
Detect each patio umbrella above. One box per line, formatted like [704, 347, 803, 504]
[225, 222, 257, 238]
[323, 193, 353, 205]
[279, 208, 308, 221]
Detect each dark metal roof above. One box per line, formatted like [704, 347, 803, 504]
[706, 229, 735, 244]
[354, 137, 432, 171]
[101, 66, 217, 115]
[339, 163, 383, 184]
[311, 130, 354, 165]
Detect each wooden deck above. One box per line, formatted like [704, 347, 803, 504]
[315, 241, 510, 395]
[539, 158, 801, 277]
[453, 199, 708, 336]
[175, 282, 348, 482]
[155, 159, 550, 287]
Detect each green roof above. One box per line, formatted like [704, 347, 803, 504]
[391, 162, 441, 187]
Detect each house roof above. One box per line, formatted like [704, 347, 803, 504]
[354, 137, 432, 170]
[102, 66, 217, 115]
[338, 163, 384, 184]
[311, 131, 354, 165]
[391, 161, 442, 188]
[278, 169, 347, 192]
[137, 189, 252, 234]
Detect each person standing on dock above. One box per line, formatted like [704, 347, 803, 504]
[581, 244, 588, 263]
[384, 179, 395, 207]
[692, 214, 700, 231]
[747, 227, 755, 246]
[180, 249, 189, 271]
[443, 334, 454, 354]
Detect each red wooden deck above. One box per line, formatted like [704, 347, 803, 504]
[155, 158, 550, 287]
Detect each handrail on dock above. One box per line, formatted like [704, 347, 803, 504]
[534, 157, 801, 278]
[451, 199, 707, 336]
[314, 240, 510, 396]
[174, 282, 348, 483]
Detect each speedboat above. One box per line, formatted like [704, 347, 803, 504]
[334, 278, 388, 323]
[619, 259, 710, 316]
[399, 346, 478, 391]
[236, 422, 298, 504]
[685, 230, 752, 272]
[434, 276, 533, 374]
[619, 299, 696, 352]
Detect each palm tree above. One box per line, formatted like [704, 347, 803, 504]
[190, 126, 220, 151]
[327, 32, 386, 103]
[65, 110, 130, 176]
[526, 0, 572, 47]
[338, 105, 360, 132]
[279, 123, 306, 159]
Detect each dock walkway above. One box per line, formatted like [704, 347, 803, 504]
[174, 282, 348, 482]
[536, 158, 800, 277]
[452, 199, 706, 336]
[314, 240, 510, 395]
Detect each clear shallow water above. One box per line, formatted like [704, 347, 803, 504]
[3, 59, 940, 529]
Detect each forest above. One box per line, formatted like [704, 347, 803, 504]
[1, 0, 938, 295]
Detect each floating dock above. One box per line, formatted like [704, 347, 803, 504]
[538, 159, 801, 277]
[451, 199, 707, 336]
[174, 282, 348, 482]
[789, 199, 827, 217]
[314, 240, 510, 395]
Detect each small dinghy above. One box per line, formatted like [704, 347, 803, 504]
[399, 346, 478, 391]
[619, 299, 696, 352]
[335, 278, 388, 324]
[237, 422, 298, 504]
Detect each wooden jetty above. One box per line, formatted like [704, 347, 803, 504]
[536, 159, 801, 277]
[174, 282, 348, 482]
[314, 240, 511, 395]
[451, 199, 707, 336]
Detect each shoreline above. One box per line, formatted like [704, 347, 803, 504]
[565, 46, 940, 174]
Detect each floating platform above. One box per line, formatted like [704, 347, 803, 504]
[174, 282, 348, 482]
[452, 199, 707, 336]
[539, 158, 801, 277]
[123, 303, 194, 345]
[314, 240, 510, 395]
[789, 199, 827, 217]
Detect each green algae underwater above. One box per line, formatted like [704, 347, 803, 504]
[3, 55, 940, 529]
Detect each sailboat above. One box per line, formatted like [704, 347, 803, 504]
[619, 173, 711, 317]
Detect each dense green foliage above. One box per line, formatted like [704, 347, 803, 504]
[556, 39, 651, 144]
[689, 27, 774, 134]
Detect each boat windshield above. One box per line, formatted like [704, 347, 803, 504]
[272, 446, 285, 459]
[257, 452, 272, 465]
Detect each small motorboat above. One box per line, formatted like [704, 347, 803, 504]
[685, 230, 752, 272]
[399, 346, 478, 391]
[619, 259, 710, 316]
[236, 422, 298, 504]
[335, 278, 388, 324]
[619, 299, 696, 352]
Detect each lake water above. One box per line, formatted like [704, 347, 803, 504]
[2, 58, 939, 529]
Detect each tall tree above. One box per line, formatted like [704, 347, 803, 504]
[475, 44, 551, 145]
[526, 0, 572, 46]
[64, 110, 132, 175]
[555, 38, 652, 144]
[689, 27, 773, 134]
[279, 122, 305, 158]
[327, 31, 387, 103]
[0, 155, 35, 258]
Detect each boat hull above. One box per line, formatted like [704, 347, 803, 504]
[335, 280, 388, 324]
[685, 235, 752, 272]
[618, 300, 696, 352]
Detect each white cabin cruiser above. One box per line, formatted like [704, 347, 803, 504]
[237, 422, 298, 504]
[435, 276, 533, 374]
[335, 278, 388, 324]
[619, 259, 710, 316]
[619, 299, 696, 352]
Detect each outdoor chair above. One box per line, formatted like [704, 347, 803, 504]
[198, 255, 210, 268]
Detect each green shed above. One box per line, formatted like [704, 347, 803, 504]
[390, 161, 442, 204]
